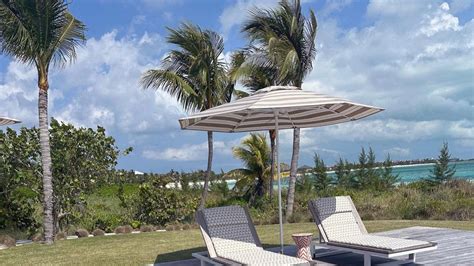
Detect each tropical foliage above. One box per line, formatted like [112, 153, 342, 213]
[141, 23, 233, 209]
[242, 0, 318, 218]
[0, 0, 86, 243]
[0, 120, 123, 233]
[231, 133, 271, 203]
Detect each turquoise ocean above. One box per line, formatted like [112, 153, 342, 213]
[226, 160, 474, 189]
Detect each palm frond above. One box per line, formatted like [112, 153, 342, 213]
[0, 1, 36, 64]
[141, 69, 199, 112]
[241, 0, 317, 86]
[0, 0, 86, 69]
[143, 22, 230, 112]
[49, 12, 86, 67]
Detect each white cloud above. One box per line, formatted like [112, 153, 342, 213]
[419, 3, 460, 37]
[143, 140, 234, 161]
[0, 30, 183, 136]
[301, 119, 474, 143]
[384, 147, 411, 157]
[219, 0, 278, 38]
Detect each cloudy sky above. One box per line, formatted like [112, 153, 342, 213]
[1, 0, 473, 173]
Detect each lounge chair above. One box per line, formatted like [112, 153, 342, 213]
[308, 196, 437, 266]
[194, 205, 310, 266]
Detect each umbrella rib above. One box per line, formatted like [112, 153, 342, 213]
[321, 105, 354, 121]
[284, 110, 296, 128]
[230, 109, 254, 132]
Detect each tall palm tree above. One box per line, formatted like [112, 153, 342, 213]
[141, 23, 231, 209]
[231, 133, 271, 202]
[242, 0, 317, 219]
[0, 0, 86, 244]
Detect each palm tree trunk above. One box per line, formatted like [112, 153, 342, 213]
[269, 129, 276, 200]
[285, 127, 300, 220]
[38, 84, 54, 244]
[199, 131, 213, 209]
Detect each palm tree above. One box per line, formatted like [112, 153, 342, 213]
[229, 48, 279, 200]
[242, 0, 317, 219]
[231, 133, 271, 203]
[141, 23, 231, 209]
[0, 0, 86, 244]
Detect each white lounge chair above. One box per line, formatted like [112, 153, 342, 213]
[194, 205, 310, 266]
[309, 196, 437, 266]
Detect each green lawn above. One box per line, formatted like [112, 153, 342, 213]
[1, 220, 473, 265]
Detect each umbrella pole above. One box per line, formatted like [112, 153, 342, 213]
[274, 110, 284, 254]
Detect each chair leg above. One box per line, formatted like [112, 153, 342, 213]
[409, 253, 416, 262]
[364, 254, 371, 266]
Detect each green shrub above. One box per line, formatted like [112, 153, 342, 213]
[0, 235, 16, 247]
[75, 229, 89, 238]
[130, 220, 141, 229]
[92, 229, 105, 236]
[133, 184, 198, 226]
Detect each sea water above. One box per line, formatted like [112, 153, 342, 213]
[225, 160, 474, 189]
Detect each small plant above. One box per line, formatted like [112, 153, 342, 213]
[0, 235, 16, 247]
[55, 232, 67, 241]
[130, 220, 141, 229]
[92, 229, 105, 236]
[114, 225, 133, 234]
[139, 225, 154, 232]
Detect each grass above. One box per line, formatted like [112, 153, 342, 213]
[1, 220, 472, 265]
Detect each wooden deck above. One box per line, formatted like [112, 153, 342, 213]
[154, 226, 474, 265]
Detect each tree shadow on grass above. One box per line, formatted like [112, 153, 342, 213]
[154, 246, 207, 264]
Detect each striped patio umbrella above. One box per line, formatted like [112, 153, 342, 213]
[0, 116, 21, 126]
[179, 86, 383, 252]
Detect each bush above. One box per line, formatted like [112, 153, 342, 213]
[75, 229, 89, 238]
[130, 220, 141, 229]
[114, 225, 133, 234]
[0, 235, 16, 247]
[55, 232, 67, 241]
[133, 184, 198, 226]
[139, 225, 154, 232]
[92, 229, 105, 236]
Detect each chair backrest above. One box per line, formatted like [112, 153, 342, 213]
[196, 205, 261, 258]
[309, 196, 367, 242]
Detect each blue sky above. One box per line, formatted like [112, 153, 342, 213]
[1, 0, 473, 173]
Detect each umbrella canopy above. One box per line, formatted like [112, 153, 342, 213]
[179, 86, 383, 253]
[0, 116, 21, 126]
[179, 86, 383, 132]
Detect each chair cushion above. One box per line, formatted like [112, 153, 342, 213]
[328, 234, 435, 254]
